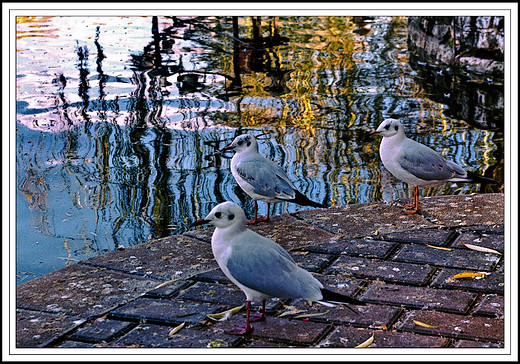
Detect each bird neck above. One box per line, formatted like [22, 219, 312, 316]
[382, 131, 407, 147]
[213, 223, 248, 243]
[241, 145, 259, 157]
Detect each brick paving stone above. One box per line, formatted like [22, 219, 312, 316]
[458, 224, 505, 235]
[293, 202, 434, 236]
[58, 341, 97, 348]
[314, 275, 367, 298]
[451, 231, 504, 253]
[16, 309, 86, 348]
[113, 324, 244, 348]
[326, 256, 434, 285]
[289, 300, 402, 329]
[108, 297, 221, 326]
[176, 281, 245, 306]
[302, 237, 398, 259]
[245, 339, 303, 348]
[418, 194, 505, 227]
[69, 318, 136, 343]
[144, 279, 192, 299]
[211, 315, 332, 346]
[248, 214, 336, 251]
[398, 310, 504, 343]
[84, 235, 217, 281]
[184, 226, 214, 243]
[192, 267, 231, 284]
[318, 326, 449, 348]
[473, 294, 504, 317]
[16, 264, 162, 318]
[291, 251, 336, 272]
[361, 282, 477, 313]
[392, 244, 501, 271]
[454, 339, 503, 348]
[380, 228, 457, 246]
[431, 267, 504, 294]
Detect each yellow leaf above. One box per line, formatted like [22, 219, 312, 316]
[206, 305, 244, 321]
[372, 325, 388, 331]
[153, 277, 182, 290]
[168, 322, 185, 336]
[425, 244, 452, 251]
[451, 272, 489, 280]
[355, 333, 374, 348]
[412, 320, 438, 328]
[277, 305, 307, 317]
[294, 310, 330, 319]
[462, 243, 502, 255]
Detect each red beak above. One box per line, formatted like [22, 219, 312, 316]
[221, 145, 235, 152]
[368, 130, 380, 136]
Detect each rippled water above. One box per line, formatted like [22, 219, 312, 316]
[16, 16, 504, 284]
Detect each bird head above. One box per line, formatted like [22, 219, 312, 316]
[369, 118, 405, 138]
[190, 201, 247, 229]
[221, 134, 258, 154]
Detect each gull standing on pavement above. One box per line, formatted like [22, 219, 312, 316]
[222, 134, 326, 224]
[369, 118, 495, 214]
[190, 201, 365, 335]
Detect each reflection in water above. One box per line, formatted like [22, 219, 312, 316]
[15, 16, 504, 284]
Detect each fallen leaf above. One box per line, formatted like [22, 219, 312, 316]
[355, 333, 374, 348]
[294, 310, 330, 319]
[372, 325, 388, 331]
[168, 322, 185, 336]
[425, 244, 452, 251]
[277, 305, 307, 317]
[153, 277, 182, 290]
[206, 305, 244, 321]
[412, 320, 438, 328]
[207, 340, 226, 348]
[451, 272, 489, 280]
[462, 243, 502, 255]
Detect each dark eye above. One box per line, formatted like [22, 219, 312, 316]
[384, 124, 390, 130]
[237, 140, 243, 146]
[228, 213, 235, 220]
[215, 212, 222, 218]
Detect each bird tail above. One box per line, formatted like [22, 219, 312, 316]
[465, 171, 498, 184]
[318, 288, 365, 315]
[291, 190, 328, 208]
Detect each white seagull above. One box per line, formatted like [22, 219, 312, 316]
[369, 118, 495, 214]
[190, 201, 364, 335]
[222, 134, 326, 224]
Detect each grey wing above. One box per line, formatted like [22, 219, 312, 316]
[398, 140, 458, 181]
[235, 158, 297, 199]
[226, 236, 321, 300]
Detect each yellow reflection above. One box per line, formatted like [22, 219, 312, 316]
[16, 16, 58, 40]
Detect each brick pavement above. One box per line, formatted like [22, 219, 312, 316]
[14, 193, 507, 350]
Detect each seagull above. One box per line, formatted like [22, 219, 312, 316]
[222, 134, 327, 224]
[190, 201, 365, 335]
[369, 118, 496, 214]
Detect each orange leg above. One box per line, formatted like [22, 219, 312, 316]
[403, 186, 420, 214]
[247, 201, 271, 224]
